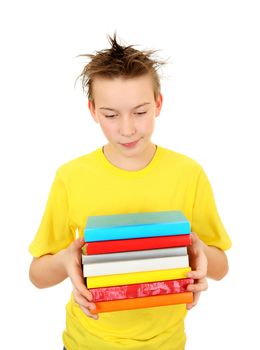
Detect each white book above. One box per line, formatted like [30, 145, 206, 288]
[82, 247, 187, 264]
[83, 255, 189, 277]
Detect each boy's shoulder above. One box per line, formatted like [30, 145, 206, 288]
[55, 148, 100, 179]
[159, 146, 203, 172]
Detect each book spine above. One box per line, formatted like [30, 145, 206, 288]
[84, 234, 191, 255]
[85, 222, 190, 242]
[82, 247, 188, 264]
[90, 278, 194, 302]
[90, 292, 193, 314]
[86, 267, 191, 288]
[83, 255, 189, 277]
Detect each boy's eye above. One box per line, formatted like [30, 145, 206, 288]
[105, 114, 116, 118]
[135, 111, 147, 116]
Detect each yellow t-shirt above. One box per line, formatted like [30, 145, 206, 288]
[29, 145, 231, 350]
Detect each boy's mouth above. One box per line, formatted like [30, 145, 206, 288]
[120, 139, 140, 148]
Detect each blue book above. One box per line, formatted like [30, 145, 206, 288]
[84, 211, 190, 242]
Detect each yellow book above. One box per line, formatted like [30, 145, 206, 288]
[86, 267, 191, 288]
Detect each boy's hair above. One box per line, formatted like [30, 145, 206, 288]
[76, 34, 165, 104]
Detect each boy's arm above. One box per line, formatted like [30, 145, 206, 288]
[29, 238, 98, 320]
[186, 233, 229, 309]
[202, 242, 229, 280]
[29, 252, 68, 288]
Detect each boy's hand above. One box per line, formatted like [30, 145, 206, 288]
[186, 233, 208, 310]
[63, 237, 99, 320]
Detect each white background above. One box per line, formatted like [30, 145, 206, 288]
[1, 0, 259, 349]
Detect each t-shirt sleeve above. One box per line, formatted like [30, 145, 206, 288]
[191, 167, 232, 250]
[29, 170, 75, 257]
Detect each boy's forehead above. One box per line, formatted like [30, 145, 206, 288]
[92, 75, 155, 107]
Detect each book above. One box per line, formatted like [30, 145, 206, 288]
[83, 255, 189, 277]
[86, 267, 191, 288]
[90, 278, 194, 302]
[90, 292, 193, 314]
[83, 234, 191, 255]
[82, 247, 188, 264]
[84, 211, 190, 242]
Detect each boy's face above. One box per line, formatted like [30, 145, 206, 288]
[88, 75, 162, 161]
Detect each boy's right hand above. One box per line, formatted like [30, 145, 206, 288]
[63, 237, 99, 320]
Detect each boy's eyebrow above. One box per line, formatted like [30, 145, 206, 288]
[99, 103, 151, 112]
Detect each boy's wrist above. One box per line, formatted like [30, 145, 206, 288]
[188, 232, 204, 254]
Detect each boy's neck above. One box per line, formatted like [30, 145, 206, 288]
[102, 143, 157, 171]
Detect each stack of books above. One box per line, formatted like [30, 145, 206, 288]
[82, 210, 193, 314]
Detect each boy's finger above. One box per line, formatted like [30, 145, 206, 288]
[70, 274, 93, 301]
[76, 282, 93, 301]
[69, 237, 85, 252]
[186, 280, 208, 293]
[187, 269, 206, 279]
[74, 237, 85, 249]
[73, 289, 95, 309]
[80, 305, 99, 320]
[186, 292, 201, 310]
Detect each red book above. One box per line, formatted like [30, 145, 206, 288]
[83, 234, 191, 255]
[90, 278, 194, 302]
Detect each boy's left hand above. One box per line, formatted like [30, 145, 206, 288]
[186, 232, 208, 310]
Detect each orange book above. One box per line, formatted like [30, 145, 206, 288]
[90, 292, 193, 314]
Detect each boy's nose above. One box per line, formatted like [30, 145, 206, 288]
[119, 117, 136, 136]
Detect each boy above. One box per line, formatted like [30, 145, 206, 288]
[29, 35, 231, 350]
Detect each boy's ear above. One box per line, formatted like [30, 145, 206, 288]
[155, 93, 163, 117]
[88, 100, 99, 123]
